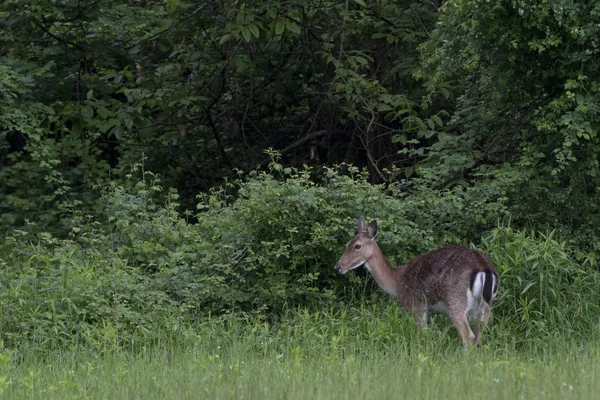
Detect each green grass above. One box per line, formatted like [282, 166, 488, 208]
[1, 305, 599, 399]
[2, 344, 599, 400]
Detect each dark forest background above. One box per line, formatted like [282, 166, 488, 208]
[1, 0, 600, 348]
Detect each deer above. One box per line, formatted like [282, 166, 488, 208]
[335, 216, 499, 352]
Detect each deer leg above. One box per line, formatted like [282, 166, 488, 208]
[409, 305, 428, 330]
[449, 311, 475, 353]
[420, 310, 431, 328]
[472, 304, 491, 349]
[472, 323, 482, 348]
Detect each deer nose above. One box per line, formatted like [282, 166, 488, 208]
[334, 263, 341, 271]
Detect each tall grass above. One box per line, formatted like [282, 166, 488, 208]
[2, 166, 600, 398]
[481, 226, 600, 339]
[1, 306, 598, 399]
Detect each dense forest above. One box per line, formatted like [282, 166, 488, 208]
[1, 0, 600, 357]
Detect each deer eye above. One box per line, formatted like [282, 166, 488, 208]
[353, 244, 362, 250]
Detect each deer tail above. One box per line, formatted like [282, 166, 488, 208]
[470, 269, 499, 304]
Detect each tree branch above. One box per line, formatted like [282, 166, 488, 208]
[257, 130, 328, 169]
[207, 111, 231, 167]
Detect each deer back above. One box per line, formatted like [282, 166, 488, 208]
[398, 245, 498, 309]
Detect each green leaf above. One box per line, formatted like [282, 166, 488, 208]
[96, 106, 111, 118]
[242, 27, 251, 43]
[392, 134, 407, 145]
[166, 0, 178, 13]
[520, 282, 536, 295]
[285, 21, 301, 34]
[353, 0, 367, 6]
[219, 34, 231, 45]
[81, 106, 94, 120]
[249, 24, 260, 38]
[275, 19, 285, 35]
[354, 56, 368, 66]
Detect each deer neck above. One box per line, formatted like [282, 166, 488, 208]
[364, 245, 404, 298]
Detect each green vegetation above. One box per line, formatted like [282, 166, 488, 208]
[1, 308, 599, 399]
[2, 164, 598, 351]
[2, 0, 600, 398]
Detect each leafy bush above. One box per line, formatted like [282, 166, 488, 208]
[1, 163, 598, 350]
[0, 232, 181, 351]
[482, 226, 600, 340]
[188, 164, 436, 313]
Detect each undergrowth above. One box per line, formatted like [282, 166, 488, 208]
[0, 306, 598, 399]
[1, 162, 599, 352]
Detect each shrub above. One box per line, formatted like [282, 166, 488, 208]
[481, 226, 600, 339]
[0, 232, 180, 350]
[1, 162, 598, 350]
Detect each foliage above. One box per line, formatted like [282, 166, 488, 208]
[420, 0, 600, 252]
[482, 226, 600, 338]
[1, 0, 599, 245]
[1, 165, 598, 351]
[2, 0, 600, 366]
[0, 0, 442, 234]
[0, 309, 599, 399]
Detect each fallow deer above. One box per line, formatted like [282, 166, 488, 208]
[335, 217, 499, 352]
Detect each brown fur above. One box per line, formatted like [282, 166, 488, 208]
[335, 217, 500, 352]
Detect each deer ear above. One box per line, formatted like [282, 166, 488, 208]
[367, 220, 378, 238]
[357, 216, 367, 232]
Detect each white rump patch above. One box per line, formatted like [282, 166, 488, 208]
[467, 272, 486, 317]
[471, 272, 485, 298]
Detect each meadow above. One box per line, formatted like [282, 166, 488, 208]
[2, 304, 599, 399]
[1, 169, 600, 399]
[3, 0, 600, 397]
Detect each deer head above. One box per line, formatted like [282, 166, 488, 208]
[334, 216, 378, 274]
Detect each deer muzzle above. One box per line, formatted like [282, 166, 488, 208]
[335, 262, 353, 274]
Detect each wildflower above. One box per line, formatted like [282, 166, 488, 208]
[562, 383, 574, 391]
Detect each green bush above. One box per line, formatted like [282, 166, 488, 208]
[482, 226, 600, 339]
[1, 163, 598, 350]
[189, 164, 436, 313]
[0, 233, 180, 351]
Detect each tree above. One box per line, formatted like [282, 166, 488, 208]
[420, 0, 600, 251]
[1, 0, 442, 232]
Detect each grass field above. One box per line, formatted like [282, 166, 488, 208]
[1, 305, 599, 399]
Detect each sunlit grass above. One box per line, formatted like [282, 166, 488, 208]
[1, 305, 599, 399]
